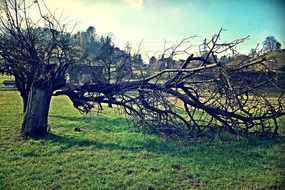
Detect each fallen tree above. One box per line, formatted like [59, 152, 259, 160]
[55, 29, 285, 138]
[0, 0, 284, 138]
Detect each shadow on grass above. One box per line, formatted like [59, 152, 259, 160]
[49, 114, 96, 123]
[49, 114, 131, 133]
[47, 114, 285, 172]
[44, 132, 285, 161]
[45, 133, 173, 155]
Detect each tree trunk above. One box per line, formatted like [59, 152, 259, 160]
[14, 74, 32, 113]
[21, 84, 52, 138]
[20, 91, 29, 113]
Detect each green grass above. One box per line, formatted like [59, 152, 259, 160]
[0, 76, 285, 189]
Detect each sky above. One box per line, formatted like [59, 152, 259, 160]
[41, 0, 285, 58]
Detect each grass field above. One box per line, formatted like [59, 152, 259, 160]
[0, 75, 285, 189]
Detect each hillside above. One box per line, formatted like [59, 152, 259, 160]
[225, 50, 285, 89]
[265, 50, 285, 71]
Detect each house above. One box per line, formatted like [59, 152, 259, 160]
[67, 64, 107, 85]
[148, 56, 184, 71]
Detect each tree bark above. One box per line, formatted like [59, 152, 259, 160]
[21, 83, 52, 137]
[20, 91, 29, 113]
[14, 74, 32, 113]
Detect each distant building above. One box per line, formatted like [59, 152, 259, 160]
[67, 64, 107, 85]
[148, 56, 184, 71]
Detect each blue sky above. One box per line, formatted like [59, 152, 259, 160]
[45, 0, 285, 57]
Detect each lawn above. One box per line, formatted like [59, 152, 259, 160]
[0, 76, 285, 189]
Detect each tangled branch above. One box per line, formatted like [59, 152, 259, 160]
[54, 30, 284, 138]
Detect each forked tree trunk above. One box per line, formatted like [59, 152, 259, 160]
[21, 83, 52, 137]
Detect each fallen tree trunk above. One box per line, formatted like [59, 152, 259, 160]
[54, 54, 285, 138]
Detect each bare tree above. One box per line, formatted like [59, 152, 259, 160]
[57, 29, 285, 138]
[0, 0, 74, 137]
[263, 36, 281, 53]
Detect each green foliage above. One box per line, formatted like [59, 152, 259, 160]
[0, 87, 285, 189]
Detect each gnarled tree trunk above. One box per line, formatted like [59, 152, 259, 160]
[21, 83, 52, 137]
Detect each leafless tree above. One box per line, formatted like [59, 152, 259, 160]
[0, 0, 74, 137]
[57, 29, 285, 138]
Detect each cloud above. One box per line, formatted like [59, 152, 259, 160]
[121, 0, 144, 10]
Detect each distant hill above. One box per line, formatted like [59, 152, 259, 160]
[264, 50, 285, 71]
[224, 50, 285, 89]
[225, 50, 285, 71]
[264, 50, 285, 89]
